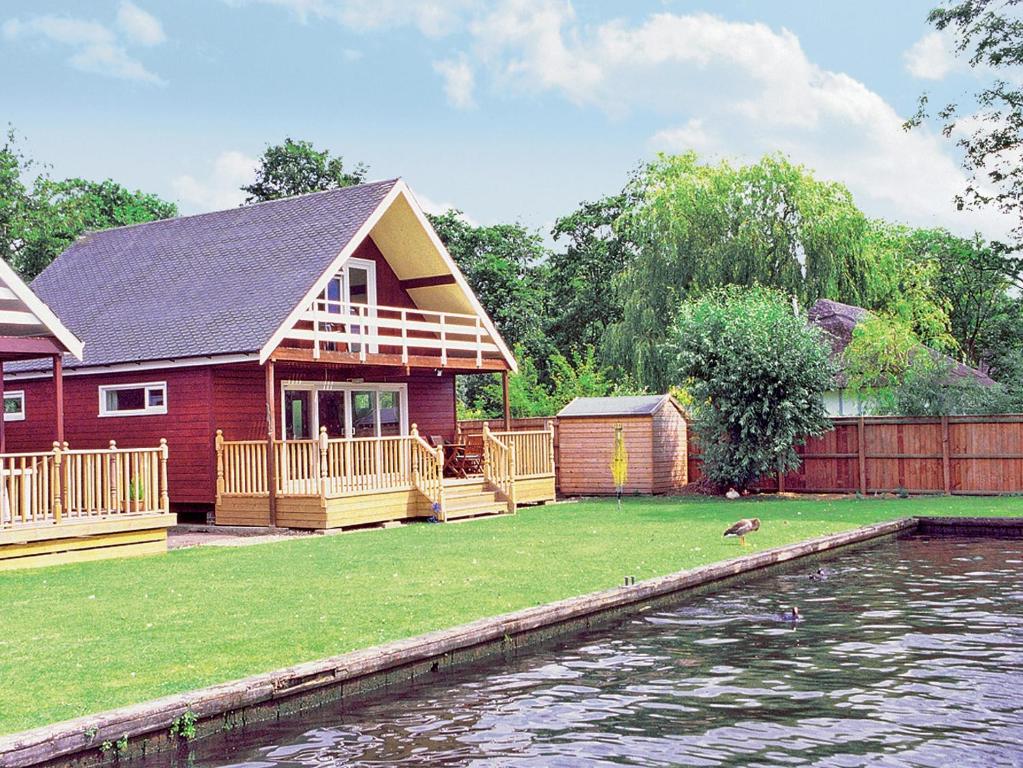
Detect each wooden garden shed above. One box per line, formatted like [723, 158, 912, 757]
[556, 395, 688, 496]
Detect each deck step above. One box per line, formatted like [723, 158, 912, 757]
[443, 500, 509, 520]
[445, 489, 497, 503]
[445, 493, 500, 511]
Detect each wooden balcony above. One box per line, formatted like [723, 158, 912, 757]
[214, 424, 556, 529]
[274, 299, 509, 371]
[0, 442, 176, 570]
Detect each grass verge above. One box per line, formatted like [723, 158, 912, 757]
[2, 493, 1021, 734]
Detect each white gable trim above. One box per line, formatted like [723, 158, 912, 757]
[0, 258, 84, 359]
[258, 180, 518, 372]
[399, 181, 517, 373]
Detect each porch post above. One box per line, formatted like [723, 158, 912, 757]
[53, 354, 64, 446]
[265, 359, 278, 527]
[501, 370, 511, 431]
[0, 359, 5, 454]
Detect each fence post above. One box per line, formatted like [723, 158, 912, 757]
[52, 441, 63, 524]
[507, 441, 518, 514]
[941, 416, 951, 495]
[108, 440, 118, 512]
[482, 421, 491, 476]
[546, 419, 556, 474]
[410, 423, 420, 487]
[857, 416, 867, 495]
[318, 426, 329, 501]
[158, 438, 170, 512]
[215, 430, 225, 504]
[61, 441, 71, 516]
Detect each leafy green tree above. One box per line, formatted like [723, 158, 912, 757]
[842, 313, 921, 413]
[670, 286, 835, 490]
[242, 138, 368, 203]
[547, 194, 632, 356]
[921, 229, 1017, 365]
[862, 222, 956, 350]
[607, 152, 869, 391]
[908, 0, 1023, 247]
[1, 130, 177, 279]
[429, 210, 550, 361]
[464, 345, 635, 419]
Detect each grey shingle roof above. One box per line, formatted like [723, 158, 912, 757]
[558, 395, 674, 418]
[14, 179, 398, 372]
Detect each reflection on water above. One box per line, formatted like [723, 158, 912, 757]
[144, 537, 1023, 767]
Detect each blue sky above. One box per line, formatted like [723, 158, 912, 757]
[0, 1, 1010, 240]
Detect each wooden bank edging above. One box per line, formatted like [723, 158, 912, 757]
[0, 517, 916, 767]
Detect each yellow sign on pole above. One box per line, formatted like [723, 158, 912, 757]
[610, 423, 628, 510]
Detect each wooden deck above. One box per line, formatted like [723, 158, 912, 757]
[0, 514, 176, 571]
[0, 442, 176, 570]
[214, 425, 556, 529]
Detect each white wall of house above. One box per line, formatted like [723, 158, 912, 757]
[822, 388, 875, 417]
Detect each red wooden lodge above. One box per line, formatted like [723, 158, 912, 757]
[2, 179, 555, 536]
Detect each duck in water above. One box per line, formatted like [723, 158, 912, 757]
[723, 517, 760, 546]
[809, 567, 830, 581]
[782, 606, 801, 622]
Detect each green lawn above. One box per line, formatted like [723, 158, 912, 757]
[2, 494, 1022, 735]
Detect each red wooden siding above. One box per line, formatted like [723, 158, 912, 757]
[212, 363, 456, 444]
[3, 366, 215, 505]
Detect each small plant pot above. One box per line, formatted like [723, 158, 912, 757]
[121, 499, 144, 514]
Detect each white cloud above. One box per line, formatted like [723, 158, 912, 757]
[213, 0, 1012, 238]
[413, 190, 478, 225]
[650, 118, 717, 154]
[904, 30, 959, 80]
[433, 55, 475, 109]
[460, 4, 1013, 239]
[3, 11, 164, 84]
[172, 151, 259, 212]
[224, 0, 474, 37]
[116, 2, 166, 47]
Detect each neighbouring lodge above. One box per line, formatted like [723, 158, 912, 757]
[2, 179, 556, 540]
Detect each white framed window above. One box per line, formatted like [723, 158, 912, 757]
[99, 382, 168, 417]
[280, 381, 408, 440]
[3, 391, 25, 422]
[320, 257, 379, 354]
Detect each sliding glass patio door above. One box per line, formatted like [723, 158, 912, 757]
[281, 384, 407, 440]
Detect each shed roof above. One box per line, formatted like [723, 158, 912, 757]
[558, 395, 677, 418]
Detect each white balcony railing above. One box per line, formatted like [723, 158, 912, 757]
[281, 299, 503, 367]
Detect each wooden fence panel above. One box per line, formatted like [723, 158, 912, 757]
[465, 414, 1023, 496]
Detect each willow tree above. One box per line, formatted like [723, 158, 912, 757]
[604, 152, 869, 391]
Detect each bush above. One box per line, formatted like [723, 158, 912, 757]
[670, 286, 835, 489]
[878, 355, 1004, 416]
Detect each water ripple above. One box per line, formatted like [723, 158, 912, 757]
[138, 537, 1023, 768]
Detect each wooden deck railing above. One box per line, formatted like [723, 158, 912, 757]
[490, 427, 556, 478]
[216, 427, 446, 513]
[0, 441, 169, 532]
[410, 426, 445, 520]
[215, 423, 555, 517]
[482, 423, 516, 513]
[282, 299, 504, 367]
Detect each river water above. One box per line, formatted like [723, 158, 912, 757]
[143, 535, 1023, 767]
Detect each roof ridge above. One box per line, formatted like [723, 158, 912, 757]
[72, 177, 402, 240]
